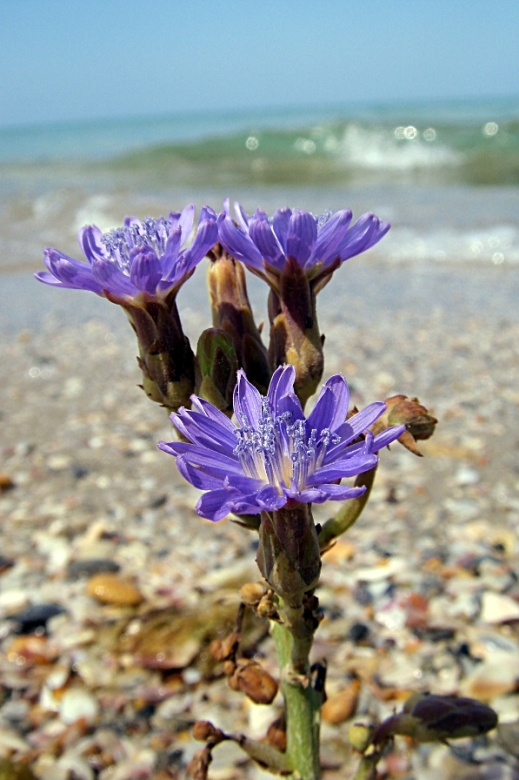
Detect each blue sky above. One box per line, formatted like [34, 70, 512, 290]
[1, 0, 518, 127]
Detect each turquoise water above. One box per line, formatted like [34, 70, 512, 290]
[1, 97, 519, 273]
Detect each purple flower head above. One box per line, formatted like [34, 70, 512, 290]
[217, 200, 390, 291]
[158, 365, 405, 522]
[36, 205, 218, 301]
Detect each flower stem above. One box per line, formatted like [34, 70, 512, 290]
[271, 617, 321, 779]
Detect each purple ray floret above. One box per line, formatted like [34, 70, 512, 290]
[35, 205, 218, 299]
[158, 366, 405, 521]
[217, 200, 390, 284]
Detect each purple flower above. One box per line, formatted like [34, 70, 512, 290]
[159, 365, 404, 521]
[35, 205, 218, 300]
[217, 200, 390, 290]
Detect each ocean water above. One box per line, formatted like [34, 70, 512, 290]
[1, 96, 519, 276]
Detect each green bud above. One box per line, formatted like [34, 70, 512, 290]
[373, 693, 498, 745]
[348, 723, 374, 754]
[268, 257, 323, 408]
[207, 248, 270, 394]
[111, 292, 195, 413]
[196, 328, 238, 412]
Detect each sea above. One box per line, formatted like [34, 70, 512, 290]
[1, 96, 519, 333]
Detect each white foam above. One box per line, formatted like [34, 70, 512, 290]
[330, 123, 461, 171]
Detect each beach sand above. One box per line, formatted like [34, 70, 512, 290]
[1, 261, 519, 778]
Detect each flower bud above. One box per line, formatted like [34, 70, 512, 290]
[196, 328, 238, 412]
[119, 295, 195, 413]
[373, 693, 498, 745]
[268, 258, 324, 407]
[348, 723, 374, 754]
[208, 248, 270, 394]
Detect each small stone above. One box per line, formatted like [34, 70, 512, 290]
[460, 658, 519, 702]
[6, 635, 57, 666]
[66, 558, 120, 581]
[0, 473, 15, 493]
[480, 592, 519, 624]
[59, 688, 99, 725]
[86, 573, 143, 606]
[347, 622, 370, 643]
[454, 466, 480, 486]
[47, 454, 72, 471]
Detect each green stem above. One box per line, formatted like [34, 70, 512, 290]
[352, 752, 381, 780]
[272, 619, 321, 780]
[318, 466, 377, 550]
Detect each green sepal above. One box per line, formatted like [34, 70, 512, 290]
[196, 328, 239, 412]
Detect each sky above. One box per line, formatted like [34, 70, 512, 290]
[1, 0, 518, 128]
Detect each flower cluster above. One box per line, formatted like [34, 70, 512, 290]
[159, 365, 404, 521]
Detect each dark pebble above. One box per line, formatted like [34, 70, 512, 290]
[9, 603, 65, 634]
[66, 558, 121, 581]
[0, 556, 15, 574]
[414, 627, 456, 642]
[347, 622, 370, 643]
[71, 464, 89, 479]
[352, 584, 373, 606]
[149, 494, 167, 509]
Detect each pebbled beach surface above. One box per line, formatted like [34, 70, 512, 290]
[1, 260, 519, 779]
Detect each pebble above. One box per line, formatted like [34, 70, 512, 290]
[86, 574, 143, 606]
[321, 678, 361, 724]
[8, 604, 66, 634]
[460, 658, 519, 701]
[0, 474, 15, 493]
[66, 558, 121, 581]
[59, 688, 99, 725]
[480, 592, 519, 624]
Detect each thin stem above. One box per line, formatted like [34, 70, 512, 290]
[318, 466, 377, 550]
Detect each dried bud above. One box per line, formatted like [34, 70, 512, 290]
[240, 581, 268, 607]
[232, 660, 279, 705]
[192, 720, 224, 743]
[210, 631, 240, 662]
[256, 594, 278, 619]
[371, 395, 438, 456]
[374, 693, 498, 745]
[257, 506, 321, 602]
[223, 660, 237, 677]
[266, 715, 287, 753]
[348, 723, 374, 754]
